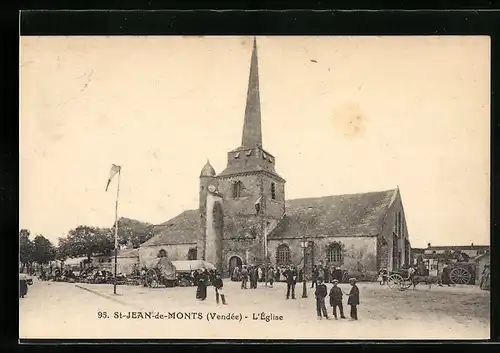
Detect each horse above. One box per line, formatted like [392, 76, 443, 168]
[411, 275, 442, 290]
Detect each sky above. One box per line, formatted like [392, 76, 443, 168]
[19, 36, 490, 248]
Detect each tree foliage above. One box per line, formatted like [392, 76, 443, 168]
[58, 226, 114, 260]
[115, 218, 155, 248]
[19, 229, 34, 271]
[32, 235, 56, 264]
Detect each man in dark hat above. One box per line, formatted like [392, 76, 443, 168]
[213, 272, 227, 305]
[315, 278, 330, 320]
[284, 265, 298, 300]
[329, 279, 346, 319]
[344, 278, 360, 320]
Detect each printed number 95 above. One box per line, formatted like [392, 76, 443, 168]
[98, 311, 108, 319]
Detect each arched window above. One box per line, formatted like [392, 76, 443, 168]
[271, 182, 276, 200]
[233, 181, 242, 198]
[276, 244, 291, 265]
[326, 243, 343, 264]
[158, 249, 167, 258]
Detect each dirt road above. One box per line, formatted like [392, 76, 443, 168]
[19, 279, 490, 340]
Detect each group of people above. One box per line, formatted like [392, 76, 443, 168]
[314, 277, 360, 321]
[193, 268, 228, 305]
[233, 265, 276, 289]
[310, 263, 345, 286]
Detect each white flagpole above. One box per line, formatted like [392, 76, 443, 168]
[113, 167, 121, 295]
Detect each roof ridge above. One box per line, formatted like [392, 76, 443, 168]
[286, 188, 397, 202]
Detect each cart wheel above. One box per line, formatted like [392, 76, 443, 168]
[387, 274, 404, 290]
[450, 267, 472, 285]
[146, 269, 159, 288]
[402, 279, 413, 289]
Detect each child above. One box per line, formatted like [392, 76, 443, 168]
[329, 279, 346, 319]
[344, 278, 359, 320]
[212, 273, 227, 305]
[314, 278, 330, 320]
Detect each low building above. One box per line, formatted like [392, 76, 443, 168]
[424, 243, 489, 262]
[93, 248, 141, 275]
[473, 252, 490, 282]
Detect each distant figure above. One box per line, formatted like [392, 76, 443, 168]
[240, 265, 249, 289]
[329, 279, 346, 319]
[257, 266, 263, 282]
[378, 268, 388, 285]
[441, 263, 451, 286]
[311, 265, 318, 288]
[249, 266, 258, 289]
[285, 265, 297, 300]
[19, 272, 28, 298]
[345, 278, 360, 320]
[196, 268, 208, 301]
[232, 266, 240, 281]
[267, 266, 275, 287]
[213, 273, 227, 305]
[324, 267, 330, 283]
[315, 278, 330, 320]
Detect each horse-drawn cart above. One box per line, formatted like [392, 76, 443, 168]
[387, 268, 413, 291]
[448, 262, 475, 285]
[144, 257, 177, 288]
[171, 260, 216, 287]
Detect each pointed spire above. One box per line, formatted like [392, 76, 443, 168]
[241, 37, 263, 148]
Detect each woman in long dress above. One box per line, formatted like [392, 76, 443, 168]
[196, 269, 208, 301]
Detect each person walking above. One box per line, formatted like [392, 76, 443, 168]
[329, 279, 346, 319]
[267, 266, 275, 288]
[240, 265, 249, 289]
[315, 278, 330, 320]
[344, 278, 360, 320]
[285, 265, 297, 300]
[213, 273, 227, 305]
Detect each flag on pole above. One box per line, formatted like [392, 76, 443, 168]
[105, 164, 121, 192]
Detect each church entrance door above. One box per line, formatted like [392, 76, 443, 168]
[229, 256, 243, 280]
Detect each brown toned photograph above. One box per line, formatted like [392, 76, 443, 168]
[19, 35, 490, 340]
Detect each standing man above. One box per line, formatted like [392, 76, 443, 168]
[329, 279, 346, 319]
[345, 278, 360, 320]
[311, 265, 318, 288]
[240, 265, 249, 289]
[315, 278, 330, 320]
[267, 266, 275, 288]
[213, 272, 227, 305]
[249, 266, 258, 289]
[285, 265, 297, 300]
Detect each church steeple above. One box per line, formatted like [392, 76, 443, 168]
[241, 37, 263, 148]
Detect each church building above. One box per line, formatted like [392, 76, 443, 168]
[139, 38, 411, 278]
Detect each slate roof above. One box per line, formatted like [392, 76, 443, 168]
[268, 189, 397, 239]
[141, 209, 200, 247]
[142, 189, 397, 246]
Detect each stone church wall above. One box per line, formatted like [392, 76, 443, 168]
[138, 243, 196, 266]
[268, 236, 378, 278]
[377, 190, 410, 272]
